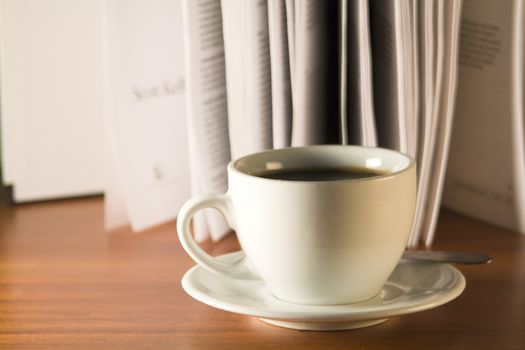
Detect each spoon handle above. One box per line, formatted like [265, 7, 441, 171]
[402, 250, 492, 264]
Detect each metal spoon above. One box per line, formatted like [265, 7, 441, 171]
[402, 250, 492, 264]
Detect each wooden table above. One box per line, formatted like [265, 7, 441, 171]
[0, 197, 524, 349]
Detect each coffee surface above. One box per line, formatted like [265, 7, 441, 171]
[256, 166, 388, 181]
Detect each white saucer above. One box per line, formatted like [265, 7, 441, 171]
[181, 251, 466, 331]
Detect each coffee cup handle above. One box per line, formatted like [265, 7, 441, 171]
[177, 193, 258, 280]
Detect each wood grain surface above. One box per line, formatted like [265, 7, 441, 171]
[0, 197, 524, 349]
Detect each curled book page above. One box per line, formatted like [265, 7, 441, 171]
[182, 0, 232, 241]
[105, 0, 190, 232]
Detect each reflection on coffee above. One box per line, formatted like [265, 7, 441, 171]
[256, 166, 388, 181]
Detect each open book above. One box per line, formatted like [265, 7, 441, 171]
[177, 0, 464, 246]
[101, 0, 464, 246]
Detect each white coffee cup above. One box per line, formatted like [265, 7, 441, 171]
[178, 145, 416, 305]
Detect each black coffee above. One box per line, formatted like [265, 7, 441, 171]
[256, 166, 387, 181]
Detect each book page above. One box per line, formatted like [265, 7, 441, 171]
[0, 0, 17, 186]
[409, 0, 446, 246]
[359, 0, 378, 147]
[402, 0, 418, 158]
[399, 0, 412, 156]
[516, 0, 525, 233]
[346, 0, 377, 147]
[369, 0, 408, 153]
[0, 0, 106, 201]
[221, 0, 273, 159]
[268, 0, 293, 149]
[442, 0, 525, 233]
[420, 0, 462, 246]
[408, 0, 443, 246]
[407, 0, 435, 246]
[285, 0, 296, 93]
[105, 0, 190, 231]
[291, 0, 329, 146]
[104, 109, 130, 231]
[410, 0, 420, 160]
[182, 0, 231, 241]
[0, 0, 13, 185]
[416, 0, 435, 173]
[339, 0, 349, 144]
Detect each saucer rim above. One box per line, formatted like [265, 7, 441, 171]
[181, 251, 466, 323]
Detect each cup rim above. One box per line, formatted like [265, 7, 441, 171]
[229, 145, 416, 184]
